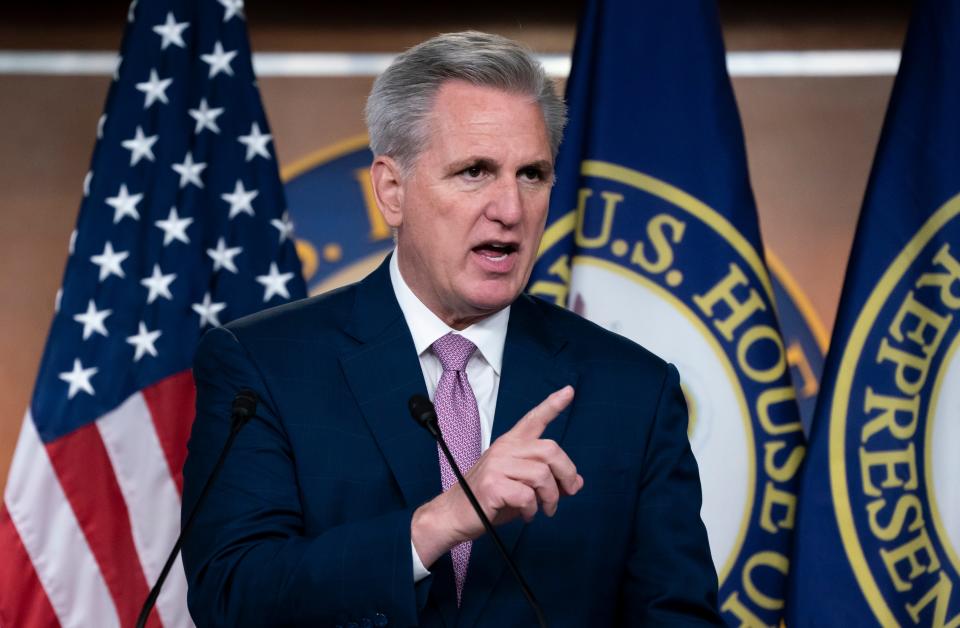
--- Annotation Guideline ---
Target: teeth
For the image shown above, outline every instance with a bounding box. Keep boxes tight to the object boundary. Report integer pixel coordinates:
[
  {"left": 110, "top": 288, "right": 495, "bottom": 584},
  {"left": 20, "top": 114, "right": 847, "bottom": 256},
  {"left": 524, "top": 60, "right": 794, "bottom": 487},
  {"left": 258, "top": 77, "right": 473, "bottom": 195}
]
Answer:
[
  {"left": 474, "top": 243, "right": 513, "bottom": 262},
  {"left": 479, "top": 249, "right": 508, "bottom": 261}
]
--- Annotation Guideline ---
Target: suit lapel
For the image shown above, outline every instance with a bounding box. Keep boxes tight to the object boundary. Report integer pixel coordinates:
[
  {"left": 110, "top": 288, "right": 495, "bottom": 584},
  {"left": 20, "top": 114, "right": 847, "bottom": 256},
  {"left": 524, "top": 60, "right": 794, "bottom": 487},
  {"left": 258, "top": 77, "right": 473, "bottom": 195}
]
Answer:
[
  {"left": 457, "top": 295, "right": 578, "bottom": 628},
  {"left": 338, "top": 257, "right": 459, "bottom": 627},
  {"left": 338, "top": 256, "right": 441, "bottom": 512}
]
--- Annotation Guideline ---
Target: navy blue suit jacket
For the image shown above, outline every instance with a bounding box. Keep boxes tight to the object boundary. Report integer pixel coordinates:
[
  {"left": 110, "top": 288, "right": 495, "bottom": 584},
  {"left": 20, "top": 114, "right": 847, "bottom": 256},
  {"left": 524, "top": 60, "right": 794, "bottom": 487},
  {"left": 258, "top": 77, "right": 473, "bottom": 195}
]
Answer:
[{"left": 182, "top": 257, "right": 721, "bottom": 627}]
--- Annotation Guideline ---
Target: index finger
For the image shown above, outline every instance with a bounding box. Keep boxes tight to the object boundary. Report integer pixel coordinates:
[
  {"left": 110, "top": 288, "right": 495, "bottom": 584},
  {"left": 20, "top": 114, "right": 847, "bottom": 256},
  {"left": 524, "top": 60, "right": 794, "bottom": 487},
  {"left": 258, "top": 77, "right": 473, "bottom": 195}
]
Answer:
[{"left": 506, "top": 385, "right": 574, "bottom": 441}]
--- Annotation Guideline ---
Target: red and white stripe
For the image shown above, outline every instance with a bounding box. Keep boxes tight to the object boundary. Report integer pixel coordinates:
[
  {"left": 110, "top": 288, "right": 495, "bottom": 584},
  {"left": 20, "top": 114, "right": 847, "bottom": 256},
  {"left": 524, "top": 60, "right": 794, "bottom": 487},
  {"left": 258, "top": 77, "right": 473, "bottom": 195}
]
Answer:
[
  {"left": 0, "top": 371, "right": 197, "bottom": 628},
  {"left": 98, "top": 391, "right": 191, "bottom": 628}
]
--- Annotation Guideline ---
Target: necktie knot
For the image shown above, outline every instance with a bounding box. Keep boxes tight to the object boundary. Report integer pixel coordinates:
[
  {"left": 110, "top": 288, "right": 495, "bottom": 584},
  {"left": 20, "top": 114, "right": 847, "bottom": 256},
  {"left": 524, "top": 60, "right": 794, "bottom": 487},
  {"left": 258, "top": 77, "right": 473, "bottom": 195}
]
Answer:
[{"left": 431, "top": 332, "right": 476, "bottom": 372}]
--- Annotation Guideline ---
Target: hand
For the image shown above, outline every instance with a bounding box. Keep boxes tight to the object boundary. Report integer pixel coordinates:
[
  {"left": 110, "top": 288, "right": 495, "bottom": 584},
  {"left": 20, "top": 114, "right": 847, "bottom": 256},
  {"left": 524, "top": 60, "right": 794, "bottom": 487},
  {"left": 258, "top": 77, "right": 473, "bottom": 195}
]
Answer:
[{"left": 411, "top": 385, "right": 584, "bottom": 567}]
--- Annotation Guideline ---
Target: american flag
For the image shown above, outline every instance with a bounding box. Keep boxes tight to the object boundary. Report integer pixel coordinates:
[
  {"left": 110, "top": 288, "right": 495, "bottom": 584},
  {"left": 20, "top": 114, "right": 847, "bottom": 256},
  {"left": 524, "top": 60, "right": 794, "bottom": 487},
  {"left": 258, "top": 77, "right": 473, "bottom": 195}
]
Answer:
[{"left": 0, "top": 0, "right": 305, "bottom": 625}]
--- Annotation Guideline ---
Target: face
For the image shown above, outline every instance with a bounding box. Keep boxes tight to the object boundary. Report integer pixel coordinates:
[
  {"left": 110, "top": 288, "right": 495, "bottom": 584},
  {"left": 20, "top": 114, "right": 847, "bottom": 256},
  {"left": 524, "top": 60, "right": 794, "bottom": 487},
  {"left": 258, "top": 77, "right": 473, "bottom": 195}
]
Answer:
[{"left": 372, "top": 80, "right": 554, "bottom": 329}]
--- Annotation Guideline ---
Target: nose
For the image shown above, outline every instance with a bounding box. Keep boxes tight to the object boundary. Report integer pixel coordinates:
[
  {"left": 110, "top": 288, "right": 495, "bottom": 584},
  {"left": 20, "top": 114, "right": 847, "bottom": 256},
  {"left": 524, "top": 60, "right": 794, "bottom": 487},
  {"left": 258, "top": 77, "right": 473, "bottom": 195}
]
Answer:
[{"left": 484, "top": 177, "right": 523, "bottom": 227}]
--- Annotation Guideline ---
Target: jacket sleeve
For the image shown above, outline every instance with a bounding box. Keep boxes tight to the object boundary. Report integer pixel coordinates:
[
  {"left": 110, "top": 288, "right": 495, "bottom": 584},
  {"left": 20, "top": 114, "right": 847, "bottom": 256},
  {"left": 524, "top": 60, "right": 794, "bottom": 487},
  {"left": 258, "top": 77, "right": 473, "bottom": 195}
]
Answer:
[
  {"left": 181, "top": 326, "right": 428, "bottom": 627},
  {"left": 619, "top": 363, "right": 724, "bottom": 626}
]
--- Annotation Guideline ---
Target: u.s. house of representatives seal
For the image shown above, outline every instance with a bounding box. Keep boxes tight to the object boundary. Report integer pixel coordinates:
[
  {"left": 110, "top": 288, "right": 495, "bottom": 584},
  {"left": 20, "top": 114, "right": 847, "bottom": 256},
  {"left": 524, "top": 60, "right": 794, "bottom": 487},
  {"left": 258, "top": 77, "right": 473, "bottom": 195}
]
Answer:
[{"left": 830, "top": 194, "right": 960, "bottom": 627}]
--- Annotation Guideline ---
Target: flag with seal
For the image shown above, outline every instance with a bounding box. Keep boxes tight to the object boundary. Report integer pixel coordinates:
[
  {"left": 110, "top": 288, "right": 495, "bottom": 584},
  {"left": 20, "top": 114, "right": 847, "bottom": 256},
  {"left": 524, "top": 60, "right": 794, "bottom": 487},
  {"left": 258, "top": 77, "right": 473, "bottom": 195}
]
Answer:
[
  {"left": 789, "top": 0, "right": 960, "bottom": 624},
  {"left": 527, "top": 1, "right": 806, "bottom": 624}
]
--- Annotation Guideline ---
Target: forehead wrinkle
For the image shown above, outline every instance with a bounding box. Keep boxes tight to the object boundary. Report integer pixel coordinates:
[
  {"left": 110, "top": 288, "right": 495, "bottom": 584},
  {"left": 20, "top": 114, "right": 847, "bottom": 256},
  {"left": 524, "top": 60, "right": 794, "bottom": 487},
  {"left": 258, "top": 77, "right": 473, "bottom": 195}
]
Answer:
[{"left": 414, "top": 82, "right": 552, "bottom": 171}]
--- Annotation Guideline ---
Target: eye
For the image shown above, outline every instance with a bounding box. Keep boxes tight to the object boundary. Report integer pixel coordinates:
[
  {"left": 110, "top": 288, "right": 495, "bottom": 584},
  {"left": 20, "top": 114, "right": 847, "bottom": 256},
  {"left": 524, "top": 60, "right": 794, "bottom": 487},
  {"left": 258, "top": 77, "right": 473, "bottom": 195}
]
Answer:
[
  {"left": 463, "top": 165, "right": 485, "bottom": 179},
  {"left": 518, "top": 166, "right": 544, "bottom": 182},
  {"left": 456, "top": 160, "right": 495, "bottom": 181}
]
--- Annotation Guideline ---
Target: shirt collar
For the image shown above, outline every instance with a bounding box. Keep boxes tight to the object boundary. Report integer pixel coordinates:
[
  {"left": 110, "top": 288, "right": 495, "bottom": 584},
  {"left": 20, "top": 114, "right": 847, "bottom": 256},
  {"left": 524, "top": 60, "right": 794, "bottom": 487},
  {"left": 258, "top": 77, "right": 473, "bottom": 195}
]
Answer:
[{"left": 389, "top": 250, "right": 509, "bottom": 375}]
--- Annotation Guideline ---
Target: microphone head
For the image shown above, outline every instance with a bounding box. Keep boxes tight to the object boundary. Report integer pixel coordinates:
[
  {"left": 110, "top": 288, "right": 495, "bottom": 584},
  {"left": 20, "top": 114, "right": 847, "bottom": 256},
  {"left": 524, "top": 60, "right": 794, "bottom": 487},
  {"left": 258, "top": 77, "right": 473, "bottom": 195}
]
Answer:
[
  {"left": 408, "top": 394, "right": 437, "bottom": 432},
  {"left": 231, "top": 388, "right": 259, "bottom": 425}
]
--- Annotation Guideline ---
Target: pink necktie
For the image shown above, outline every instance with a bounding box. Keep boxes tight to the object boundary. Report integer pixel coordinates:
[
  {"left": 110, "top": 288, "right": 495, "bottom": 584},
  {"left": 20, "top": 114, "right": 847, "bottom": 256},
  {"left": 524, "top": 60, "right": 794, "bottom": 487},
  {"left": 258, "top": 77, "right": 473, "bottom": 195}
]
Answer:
[{"left": 431, "top": 332, "right": 483, "bottom": 605}]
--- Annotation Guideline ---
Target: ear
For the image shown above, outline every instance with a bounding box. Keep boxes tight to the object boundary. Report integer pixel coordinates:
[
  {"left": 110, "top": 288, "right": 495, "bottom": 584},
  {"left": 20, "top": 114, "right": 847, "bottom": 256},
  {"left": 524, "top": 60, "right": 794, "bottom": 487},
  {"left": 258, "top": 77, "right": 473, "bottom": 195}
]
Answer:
[{"left": 370, "top": 155, "right": 405, "bottom": 228}]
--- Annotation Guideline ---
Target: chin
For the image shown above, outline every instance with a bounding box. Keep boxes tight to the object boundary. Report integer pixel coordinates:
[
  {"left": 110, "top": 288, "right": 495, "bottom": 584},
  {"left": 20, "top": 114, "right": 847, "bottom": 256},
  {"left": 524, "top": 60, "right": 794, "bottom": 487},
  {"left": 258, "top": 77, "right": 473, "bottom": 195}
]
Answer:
[{"left": 464, "top": 283, "right": 523, "bottom": 314}]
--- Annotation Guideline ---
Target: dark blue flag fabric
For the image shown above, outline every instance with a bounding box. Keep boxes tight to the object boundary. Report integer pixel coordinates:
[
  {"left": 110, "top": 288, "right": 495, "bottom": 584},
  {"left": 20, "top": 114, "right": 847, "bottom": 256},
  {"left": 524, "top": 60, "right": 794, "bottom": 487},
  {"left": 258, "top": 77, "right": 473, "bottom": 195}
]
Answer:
[
  {"left": 788, "top": 1, "right": 960, "bottom": 625},
  {"left": 0, "top": 1, "right": 304, "bottom": 625},
  {"left": 527, "top": 1, "right": 805, "bottom": 624}
]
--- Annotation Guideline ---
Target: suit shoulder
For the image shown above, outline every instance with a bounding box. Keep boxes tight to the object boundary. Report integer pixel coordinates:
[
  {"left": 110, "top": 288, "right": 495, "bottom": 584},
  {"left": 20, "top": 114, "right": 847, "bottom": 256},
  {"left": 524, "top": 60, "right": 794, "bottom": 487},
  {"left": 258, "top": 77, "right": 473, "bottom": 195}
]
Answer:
[
  {"left": 525, "top": 294, "right": 669, "bottom": 373},
  {"left": 223, "top": 282, "right": 358, "bottom": 340}
]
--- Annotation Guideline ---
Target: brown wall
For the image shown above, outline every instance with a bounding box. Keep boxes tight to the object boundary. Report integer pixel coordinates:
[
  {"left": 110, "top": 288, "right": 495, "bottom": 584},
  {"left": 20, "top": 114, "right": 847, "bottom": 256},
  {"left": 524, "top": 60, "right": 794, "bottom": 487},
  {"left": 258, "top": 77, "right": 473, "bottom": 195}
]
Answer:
[{"left": 0, "top": 14, "right": 903, "bottom": 489}]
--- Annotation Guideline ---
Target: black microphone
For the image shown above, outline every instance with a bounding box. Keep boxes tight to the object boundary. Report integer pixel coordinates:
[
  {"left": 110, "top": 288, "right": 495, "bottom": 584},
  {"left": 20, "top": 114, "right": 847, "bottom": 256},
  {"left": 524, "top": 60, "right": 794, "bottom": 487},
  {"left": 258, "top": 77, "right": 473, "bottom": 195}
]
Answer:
[
  {"left": 136, "top": 388, "right": 259, "bottom": 628},
  {"left": 408, "top": 394, "right": 548, "bottom": 628}
]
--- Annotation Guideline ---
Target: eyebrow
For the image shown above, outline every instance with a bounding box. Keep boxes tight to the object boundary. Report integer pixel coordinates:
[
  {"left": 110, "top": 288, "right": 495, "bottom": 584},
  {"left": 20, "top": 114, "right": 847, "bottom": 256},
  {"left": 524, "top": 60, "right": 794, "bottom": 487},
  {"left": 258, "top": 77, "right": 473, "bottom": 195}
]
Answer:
[
  {"left": 445, "top": 157, "right": 554, "bottom": 177},
  {"left": 446, "top": 156, "right": 496, "bottom": 175}
]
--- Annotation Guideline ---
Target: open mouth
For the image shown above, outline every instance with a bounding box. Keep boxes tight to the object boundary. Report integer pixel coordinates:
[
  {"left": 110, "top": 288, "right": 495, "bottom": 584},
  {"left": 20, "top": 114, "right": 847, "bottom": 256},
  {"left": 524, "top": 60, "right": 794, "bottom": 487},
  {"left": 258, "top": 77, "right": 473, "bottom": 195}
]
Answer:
[{"left": 472, "top": 242, "right": 518, "bottom": 262}]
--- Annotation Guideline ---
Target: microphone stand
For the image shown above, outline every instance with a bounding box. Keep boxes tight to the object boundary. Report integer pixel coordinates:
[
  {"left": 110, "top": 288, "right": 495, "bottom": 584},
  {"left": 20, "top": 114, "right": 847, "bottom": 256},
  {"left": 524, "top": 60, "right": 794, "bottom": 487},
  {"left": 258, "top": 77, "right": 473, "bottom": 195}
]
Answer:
[
  {"left": 135, "top": 389, "right": 258, "bottom": 628},
  {"left": 409, "top": 395, "right": 548, "bottom": 628}
]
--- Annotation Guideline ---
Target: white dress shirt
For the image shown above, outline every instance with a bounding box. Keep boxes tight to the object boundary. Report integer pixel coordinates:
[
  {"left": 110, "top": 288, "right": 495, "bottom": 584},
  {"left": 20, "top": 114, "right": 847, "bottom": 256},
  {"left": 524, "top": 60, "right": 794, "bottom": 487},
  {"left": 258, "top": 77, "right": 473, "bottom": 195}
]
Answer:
[{"left": 389, "top": 251, "right": 510, "bottom": 582}]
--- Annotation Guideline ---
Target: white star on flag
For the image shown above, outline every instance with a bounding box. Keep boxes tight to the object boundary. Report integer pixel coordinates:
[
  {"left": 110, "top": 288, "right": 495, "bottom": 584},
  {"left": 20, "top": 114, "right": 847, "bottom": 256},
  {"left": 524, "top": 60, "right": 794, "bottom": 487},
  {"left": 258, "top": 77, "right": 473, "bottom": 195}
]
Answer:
[
  {"left": 152, "top": 12, "right": 189, "bottom": 50},
  {"left": 135, "top": 68, "right": 173, "bottom": 109},
  {"left": 270, "top": 211, "right": 294, "bottom": 243},
  {"left": 207, "top": 238, "right": 243, "bottom": 273},
  {"left": 126, "top": 322, "right": 162, "bottom": 362},
  {"left": 59, "top": 358, "right": 98, "bottom": 400},
  {"left": 171, "top": 151, "right": 207, "bottom": 188},
  {"left": 114, "top": 55, "right": 123, "bottom": 81},
  {"left": 218, "top": 0, "right": 245, "bottom": 22},
  {"left": 154, "top": 206, "right": 194, "bottom": 246},
  {"left": 237, "top": 122, "right": 272, "bottom": 161},
  {"left": 83, "top": 170, "right": 93, "bottom": 197},
  {"left": 256, "top": 262, "right": 295, "bottom": 302},
  {"left": 127, "top": 0, "right": 138, "bottom": 23},
  {"left": 188, "top": 98, "right": 224, "bottom": 134},
  {"left": 105, "top": 184, "right": 143, "bottom": 223},
  {"left": 192, "top": 292, "right": 227, "bottom": 328},
  {"left": 140, "top": 264, "right": 176, "bottom": 303},
  {"left": 69, "top": 230, "right": 77, "bottom": 255},
  {"left": 90, "top": 241, "right": 129, "bottom": 281},
  {"left": 55, "top": 289, "right": 62, "bottom": 313},
  {"left": 72, "top": 299, "right": 112, "bottom": 340},
  {"left": 121, "top": 125, "right": 158, "bottom": 166},
  {"left": 221, "top": 179, "right": 258, "bottom": 219},
  {"left": 97, "top": 114, "right": 107, "bottom": 139},
  {"left": 201, "top": 41, "right": 238, "bottom": 78}
]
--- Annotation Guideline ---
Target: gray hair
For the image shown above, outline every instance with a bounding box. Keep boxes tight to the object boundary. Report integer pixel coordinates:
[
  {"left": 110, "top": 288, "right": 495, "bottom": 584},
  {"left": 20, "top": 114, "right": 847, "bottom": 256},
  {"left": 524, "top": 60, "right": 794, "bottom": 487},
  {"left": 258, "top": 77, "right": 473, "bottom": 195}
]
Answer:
[{"left": 365, "top": 31, "right": 567, "bottom": 171}]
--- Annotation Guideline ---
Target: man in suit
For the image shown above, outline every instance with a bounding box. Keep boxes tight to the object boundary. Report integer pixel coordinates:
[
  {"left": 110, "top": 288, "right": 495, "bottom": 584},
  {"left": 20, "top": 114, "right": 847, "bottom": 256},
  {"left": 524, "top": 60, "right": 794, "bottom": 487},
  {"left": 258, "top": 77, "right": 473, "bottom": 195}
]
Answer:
[{"left": 182, "top": 31, "right": 721, "bottom": 627}]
